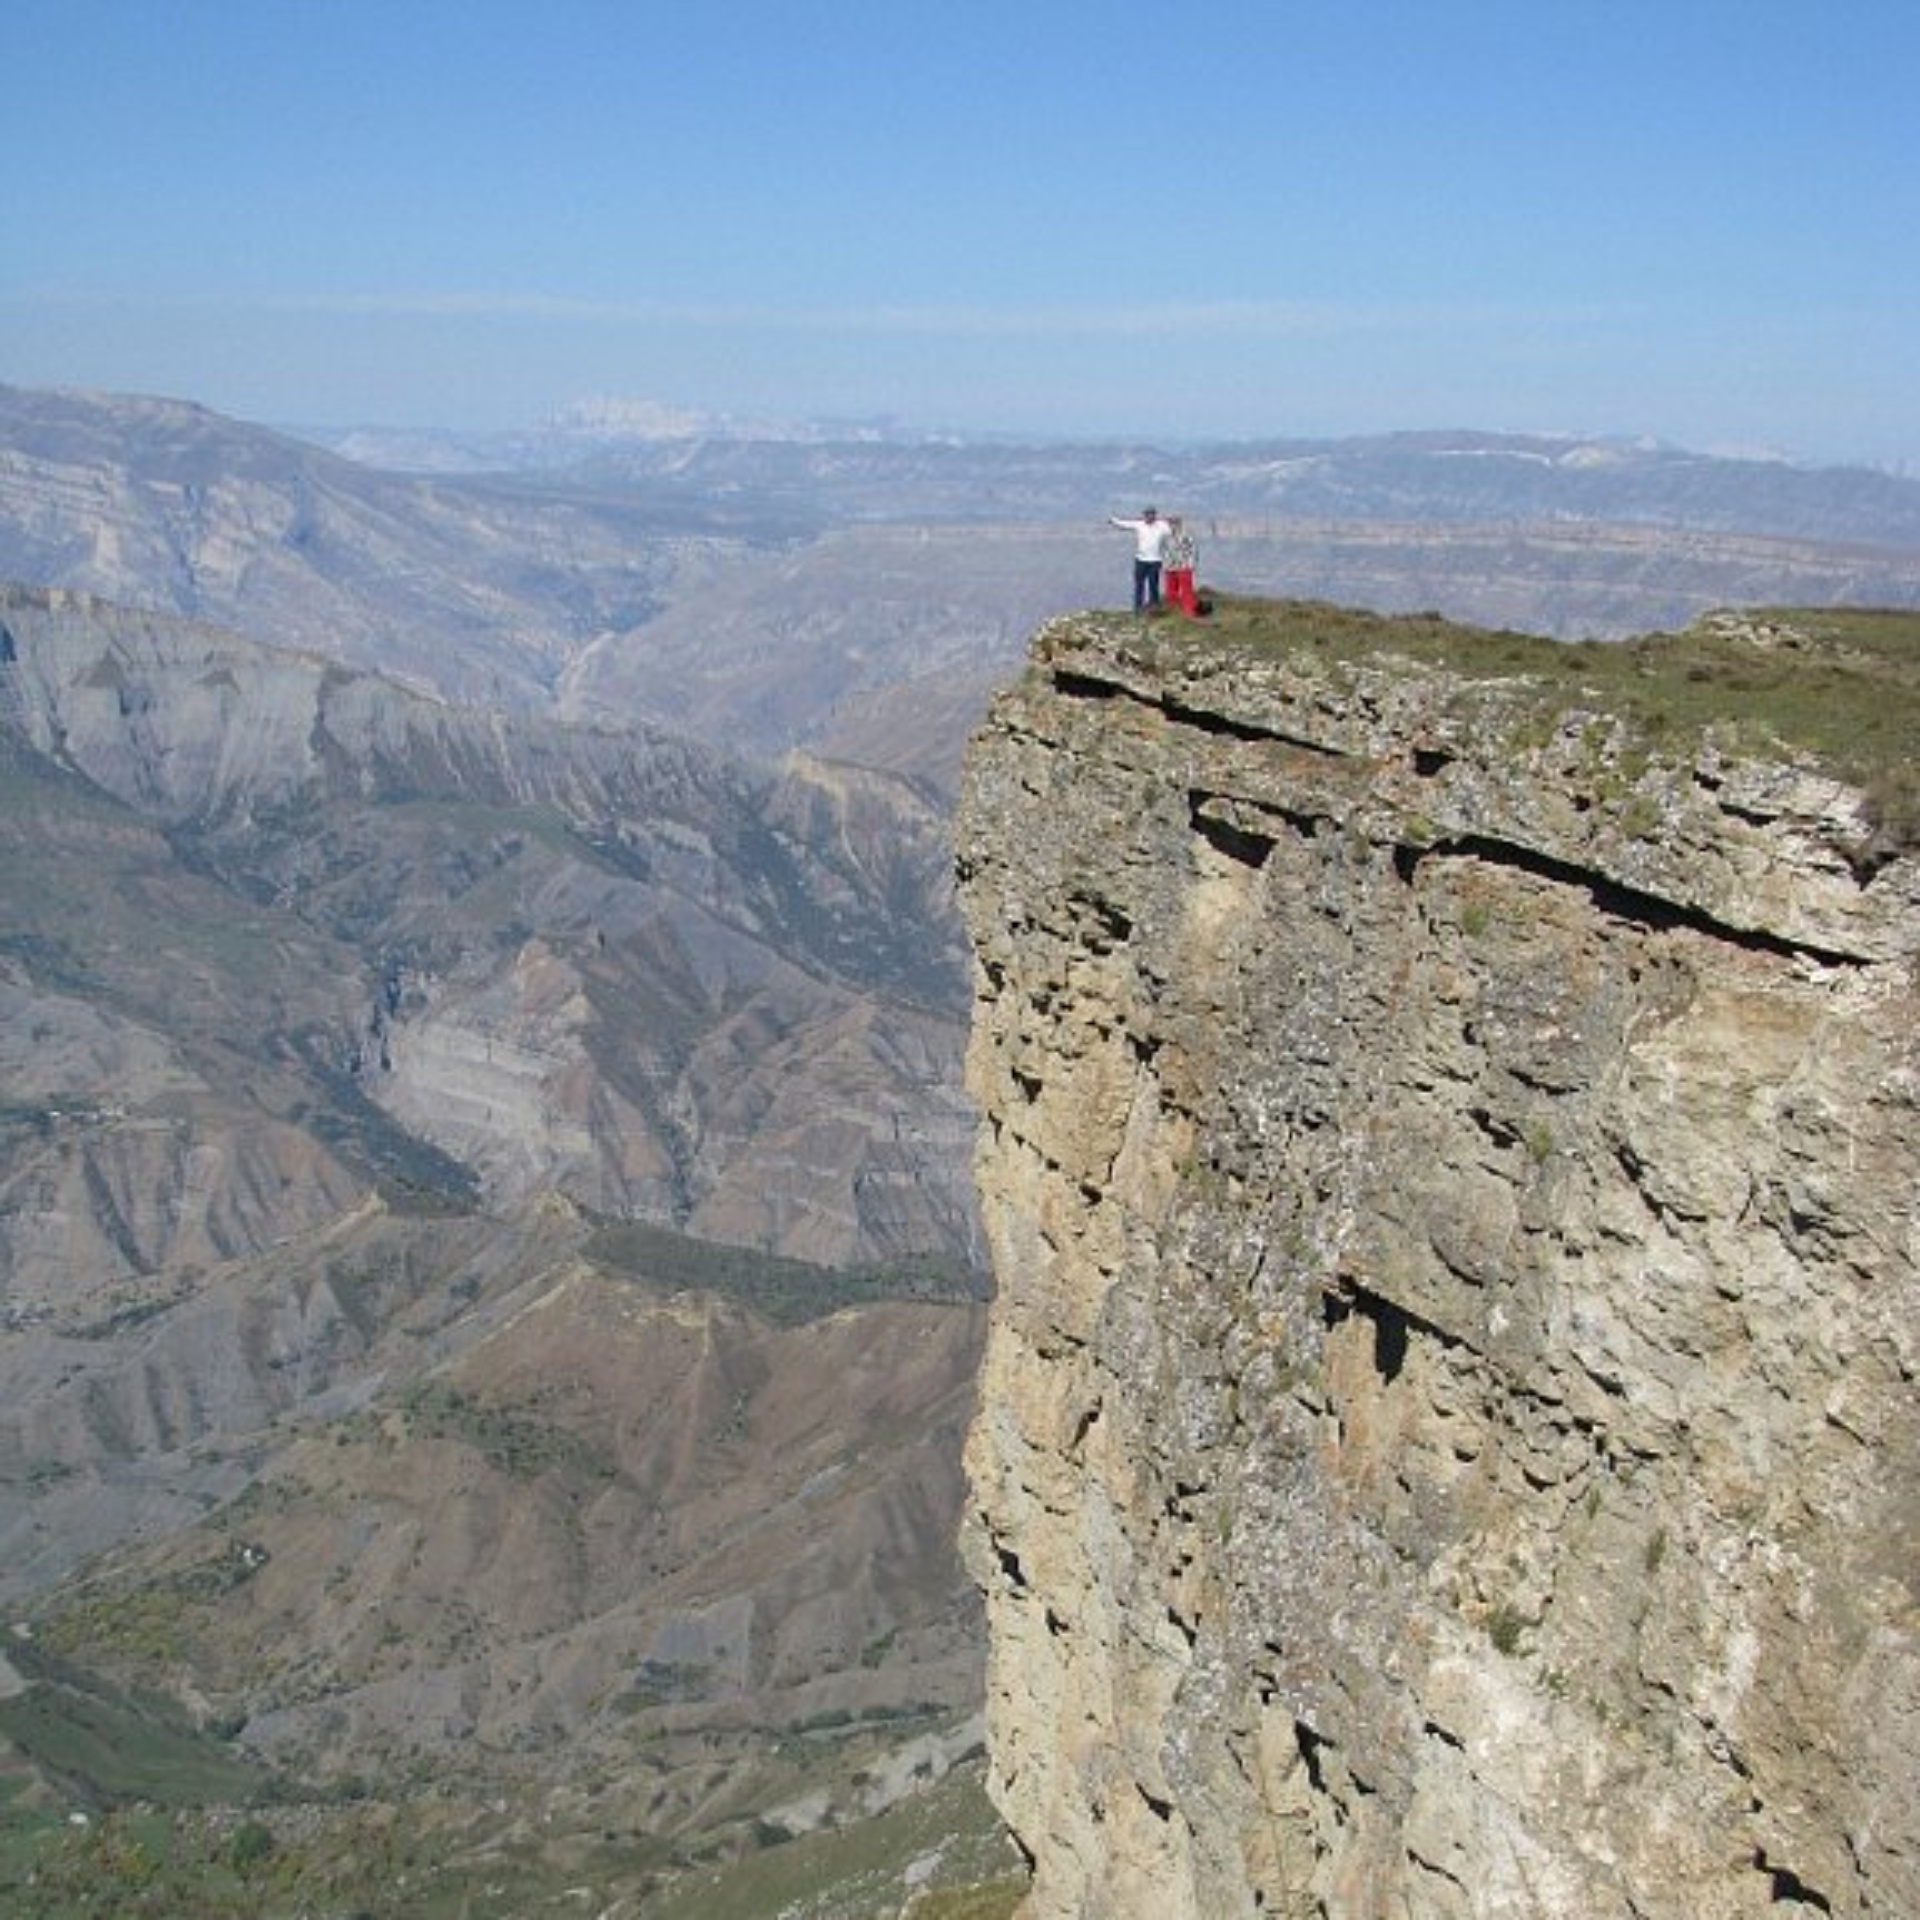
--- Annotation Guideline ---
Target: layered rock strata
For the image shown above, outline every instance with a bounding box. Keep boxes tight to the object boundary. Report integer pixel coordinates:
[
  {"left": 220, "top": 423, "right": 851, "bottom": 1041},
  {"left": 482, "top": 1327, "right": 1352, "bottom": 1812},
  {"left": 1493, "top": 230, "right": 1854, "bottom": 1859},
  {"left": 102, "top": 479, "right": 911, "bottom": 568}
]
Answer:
[{"left": 954, "top": 606, "right": 1920, "bottom": 1918}]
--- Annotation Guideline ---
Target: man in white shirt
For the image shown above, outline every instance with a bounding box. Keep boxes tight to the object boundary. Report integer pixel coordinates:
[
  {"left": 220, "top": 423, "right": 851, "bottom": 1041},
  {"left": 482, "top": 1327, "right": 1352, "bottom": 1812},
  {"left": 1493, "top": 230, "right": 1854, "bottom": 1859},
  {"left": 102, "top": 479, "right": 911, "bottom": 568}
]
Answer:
[{"left": 1109, "top": 506, "right": 1174, "bottom": 614}]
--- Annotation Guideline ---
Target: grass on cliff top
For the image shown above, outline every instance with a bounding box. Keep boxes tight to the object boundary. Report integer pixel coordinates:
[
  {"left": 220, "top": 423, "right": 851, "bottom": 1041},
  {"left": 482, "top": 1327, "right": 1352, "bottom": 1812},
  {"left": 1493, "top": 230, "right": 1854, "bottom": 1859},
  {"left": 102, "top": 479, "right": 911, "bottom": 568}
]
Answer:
[{"left": 1151, "top": 598, "right": 1920, "bottom": 845}]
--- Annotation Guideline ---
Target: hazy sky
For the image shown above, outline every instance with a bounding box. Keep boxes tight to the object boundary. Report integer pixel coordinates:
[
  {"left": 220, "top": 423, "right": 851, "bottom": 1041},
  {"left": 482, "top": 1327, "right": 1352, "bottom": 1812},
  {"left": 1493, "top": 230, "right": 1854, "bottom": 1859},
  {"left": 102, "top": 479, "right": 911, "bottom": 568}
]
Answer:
[{"left": 5, "top": 1, "right": 1915, "bottom": 465}]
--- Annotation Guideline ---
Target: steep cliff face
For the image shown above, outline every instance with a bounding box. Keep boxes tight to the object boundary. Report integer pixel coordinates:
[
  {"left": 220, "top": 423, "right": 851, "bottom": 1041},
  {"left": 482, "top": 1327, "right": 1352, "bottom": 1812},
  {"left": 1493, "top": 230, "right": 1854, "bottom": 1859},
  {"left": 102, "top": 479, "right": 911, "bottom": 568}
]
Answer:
[{"left": 954, "top": 603, "right": 1920, "bottom": 1918}]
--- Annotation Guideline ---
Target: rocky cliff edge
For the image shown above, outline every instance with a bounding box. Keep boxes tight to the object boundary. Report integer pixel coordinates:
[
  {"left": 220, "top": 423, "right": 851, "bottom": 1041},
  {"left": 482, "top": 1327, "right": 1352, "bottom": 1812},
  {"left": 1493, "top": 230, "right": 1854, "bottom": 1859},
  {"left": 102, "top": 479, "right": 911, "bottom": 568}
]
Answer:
[{"left": 953, "top": 600, "right": 1920, "bottom": 1918}]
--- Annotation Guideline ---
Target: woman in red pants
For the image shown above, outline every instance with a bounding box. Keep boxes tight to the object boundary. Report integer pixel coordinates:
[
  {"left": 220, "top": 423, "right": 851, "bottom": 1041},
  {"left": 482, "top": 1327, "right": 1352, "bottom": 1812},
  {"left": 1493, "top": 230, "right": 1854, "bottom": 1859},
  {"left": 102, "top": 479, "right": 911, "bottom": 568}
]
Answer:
[{"left": 1163, "top": 515, "right": 1199, "bottom": 617}]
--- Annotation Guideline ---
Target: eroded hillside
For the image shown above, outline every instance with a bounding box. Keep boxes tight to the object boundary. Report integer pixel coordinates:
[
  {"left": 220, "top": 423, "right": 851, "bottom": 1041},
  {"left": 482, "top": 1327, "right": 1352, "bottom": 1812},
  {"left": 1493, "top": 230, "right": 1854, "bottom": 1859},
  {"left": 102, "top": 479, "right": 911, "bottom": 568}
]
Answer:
[
  {"left": 0, "top": 584, "right": 1006, "bottom": 1915},
  {"left": 0, "top": 585, "right": 975, "bottom": 1272}
]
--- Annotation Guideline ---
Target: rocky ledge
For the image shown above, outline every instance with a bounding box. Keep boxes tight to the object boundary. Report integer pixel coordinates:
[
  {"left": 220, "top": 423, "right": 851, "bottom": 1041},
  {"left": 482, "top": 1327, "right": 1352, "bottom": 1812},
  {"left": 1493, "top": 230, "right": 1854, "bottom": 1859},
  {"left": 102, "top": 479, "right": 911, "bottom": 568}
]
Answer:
[{"left": 953, "top": 601, "right": 1920, "bottom": 1918}]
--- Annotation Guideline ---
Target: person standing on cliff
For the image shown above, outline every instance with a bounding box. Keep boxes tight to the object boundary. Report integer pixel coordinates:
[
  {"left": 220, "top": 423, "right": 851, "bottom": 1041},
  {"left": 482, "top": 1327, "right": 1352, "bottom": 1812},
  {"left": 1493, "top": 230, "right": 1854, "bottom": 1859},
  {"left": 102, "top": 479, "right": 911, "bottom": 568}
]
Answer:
[
  {"left": 1109, "top": 505, "right": 1174, "bottom": 614},
  {"left": 1162, "top": 514, "right": 1199, "bottom": 617}
]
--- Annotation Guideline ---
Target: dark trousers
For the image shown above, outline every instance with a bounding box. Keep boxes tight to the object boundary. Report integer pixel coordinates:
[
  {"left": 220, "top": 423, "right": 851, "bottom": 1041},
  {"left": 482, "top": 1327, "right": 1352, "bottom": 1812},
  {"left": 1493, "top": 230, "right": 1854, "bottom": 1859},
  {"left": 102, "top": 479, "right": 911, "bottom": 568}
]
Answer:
[{"left": 1132, "top": 559, "right": 1163, "bottom": 612}]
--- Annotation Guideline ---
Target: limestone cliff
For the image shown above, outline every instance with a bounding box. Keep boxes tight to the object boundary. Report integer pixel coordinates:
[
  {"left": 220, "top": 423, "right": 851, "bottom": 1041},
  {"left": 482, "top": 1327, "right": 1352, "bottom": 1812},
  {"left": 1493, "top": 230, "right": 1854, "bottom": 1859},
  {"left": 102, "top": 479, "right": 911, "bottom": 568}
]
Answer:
[{"left": 954, "top": 602, "right": 1920, "bottom": 1918}]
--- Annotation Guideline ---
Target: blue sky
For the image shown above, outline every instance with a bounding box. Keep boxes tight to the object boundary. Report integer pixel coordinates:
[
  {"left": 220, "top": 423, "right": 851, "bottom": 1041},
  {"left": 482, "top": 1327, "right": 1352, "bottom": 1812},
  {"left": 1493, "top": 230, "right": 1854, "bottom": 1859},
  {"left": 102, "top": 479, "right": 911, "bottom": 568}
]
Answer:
[{"left": 4, "top": 0, "right": 1916, "bottom": 465}]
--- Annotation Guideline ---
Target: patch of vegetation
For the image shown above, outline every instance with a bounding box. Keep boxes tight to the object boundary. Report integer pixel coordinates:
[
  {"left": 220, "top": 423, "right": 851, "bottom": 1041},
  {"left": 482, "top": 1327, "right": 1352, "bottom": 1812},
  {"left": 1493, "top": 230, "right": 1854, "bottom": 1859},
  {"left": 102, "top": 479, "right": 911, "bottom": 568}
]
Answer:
[
  {"left": 0, "top": 1637, "right": 1009, "bottom": 1916},
  {"left": 0, "top": 1775, "right": 1018, "bottom": 1920},
  {"left": 643, "top": 1762, "right": 1022, "bottom": 1920},
  {"left": 65, "top": 1294, "right": 178, "bottom": 1342},
  {"left": 1129, "top": 599, "right": 1920, "bottom": 850},
  {"left": 36, "top": 1585, "right": 191, "bottom": 1671},
  {"left": 1485, "top": 1603, "right": 1531, "bottom": 1658},
  {"left": 34, "top": 1520, "right": 287, "bottom": 1685},
  {"left": 615, "top": 1659, "right": 714, "bottom": 1709},
  {"left": 396, "top": 1382, "right": 611, "bottom": 1480},
  {"left": 0, "top": 1798, "right": 572, "bottom": 1920},
  {"left": 0, "top": 1647, "right": 269, "bottom": 1809},
  {"left": 908, "top": 1882, "right": 1031, "bottom": 1920},
  {"left": 584, "top": 1217, "right": 983, "bottom": 1327}
]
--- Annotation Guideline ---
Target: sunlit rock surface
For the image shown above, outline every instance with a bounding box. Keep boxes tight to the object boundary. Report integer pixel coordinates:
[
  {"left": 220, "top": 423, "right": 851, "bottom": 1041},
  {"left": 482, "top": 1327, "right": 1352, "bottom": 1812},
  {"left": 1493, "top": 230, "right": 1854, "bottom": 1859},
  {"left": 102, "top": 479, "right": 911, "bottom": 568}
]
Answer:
[{"left": 955, "top": 605, "right": 1920, "bottom": 1919}]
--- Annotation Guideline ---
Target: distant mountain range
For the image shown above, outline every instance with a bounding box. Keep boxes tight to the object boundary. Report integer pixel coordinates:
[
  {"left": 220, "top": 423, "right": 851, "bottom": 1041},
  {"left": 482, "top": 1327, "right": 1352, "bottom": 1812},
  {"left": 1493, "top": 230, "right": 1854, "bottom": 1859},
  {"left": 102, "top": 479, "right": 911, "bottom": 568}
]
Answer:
[
  {"left": 309, "top": 410, "right": 1920, "bottom": 546},
  {"left": 6, "top": 385, "right": 1919, "bottom": 794}
]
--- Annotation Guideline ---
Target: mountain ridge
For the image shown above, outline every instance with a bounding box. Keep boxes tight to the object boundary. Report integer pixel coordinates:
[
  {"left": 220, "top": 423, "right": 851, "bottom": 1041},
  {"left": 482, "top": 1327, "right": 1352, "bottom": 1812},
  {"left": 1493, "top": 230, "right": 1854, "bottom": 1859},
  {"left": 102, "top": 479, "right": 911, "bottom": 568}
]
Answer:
[
  {"left": 8, "top": 384, "right": 1920, "bottom": 798},
  {"left": 299, "top": 405, "right": 1920, "bottom": 547},
  {"left": 0, "top": 583, "right": 996, "bottom": 1913},
  {"left": 0, "top": 582, "right": 976, "bottom": 1270}
]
